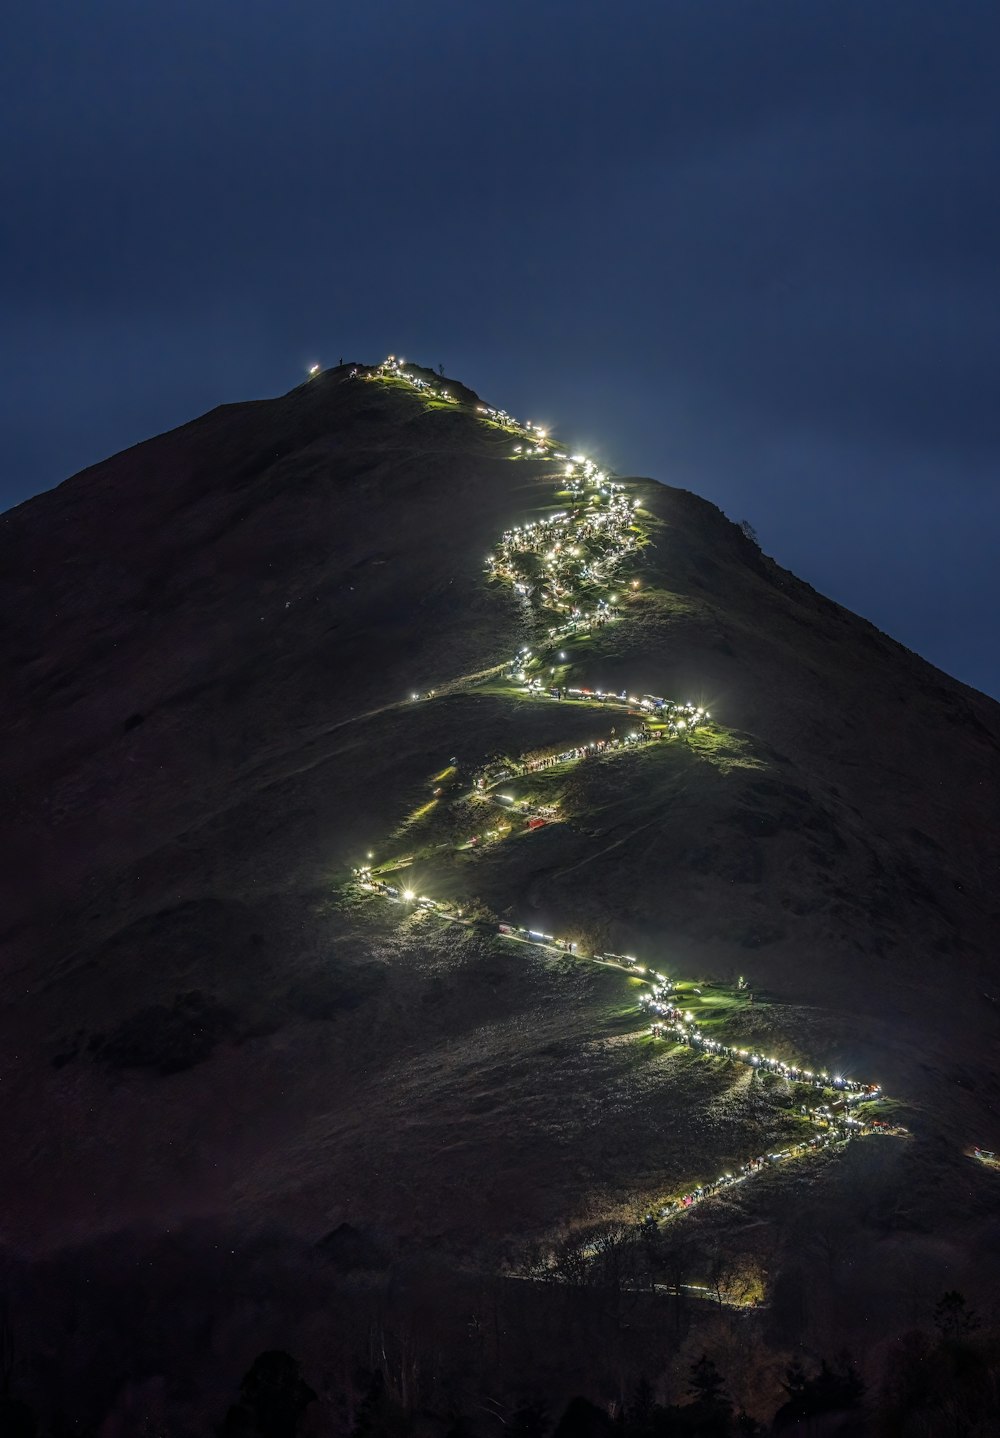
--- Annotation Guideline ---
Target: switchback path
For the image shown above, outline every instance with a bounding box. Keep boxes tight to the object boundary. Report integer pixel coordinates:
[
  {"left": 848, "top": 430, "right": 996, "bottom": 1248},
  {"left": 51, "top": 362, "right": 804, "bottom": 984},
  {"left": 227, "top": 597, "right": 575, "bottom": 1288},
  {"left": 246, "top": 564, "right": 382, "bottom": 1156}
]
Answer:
[{"left": 340, "top": 358, "right": 909, "bottom": 1243}]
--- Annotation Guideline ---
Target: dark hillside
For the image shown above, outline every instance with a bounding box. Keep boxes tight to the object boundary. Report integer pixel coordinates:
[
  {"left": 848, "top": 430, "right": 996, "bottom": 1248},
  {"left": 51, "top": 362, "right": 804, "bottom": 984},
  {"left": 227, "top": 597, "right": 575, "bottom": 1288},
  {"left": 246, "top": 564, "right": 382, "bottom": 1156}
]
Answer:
[
  {"left": 2, "top": 360, "right": 999, "bottom": 1426},
  {"left": 2, "top": 368, "right": 543, "bottom": 954}
]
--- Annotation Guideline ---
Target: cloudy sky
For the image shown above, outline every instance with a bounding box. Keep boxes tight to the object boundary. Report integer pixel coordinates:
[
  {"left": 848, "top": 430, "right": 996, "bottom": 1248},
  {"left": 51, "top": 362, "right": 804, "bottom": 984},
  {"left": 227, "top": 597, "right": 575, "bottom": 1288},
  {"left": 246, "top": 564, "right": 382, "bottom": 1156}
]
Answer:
[{"left": 3, "top": 1, "right": 998, "bottom": 695}]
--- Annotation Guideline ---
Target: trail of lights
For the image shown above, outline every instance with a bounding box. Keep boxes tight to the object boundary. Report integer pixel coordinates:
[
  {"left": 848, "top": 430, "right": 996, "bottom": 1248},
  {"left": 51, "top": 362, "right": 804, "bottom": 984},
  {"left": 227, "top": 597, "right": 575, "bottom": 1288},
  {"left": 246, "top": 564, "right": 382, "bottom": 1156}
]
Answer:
[
  {"left": 352, "top": 870, "right": 887, "bottom": 1101},
  {"left": 350, "top": 870, "right": 906, "bottom": 1219},
  {"left": 487, "top": 463, "right": 640, "bottom": 625},
  {"left": 352, "top": 356, "right": 908, "bottom": 1227},
  {"left": 651, "top": 1107, "right": 906, "bottom": 1227},
  {"left": 369, "top": 355, "right": 460, "bottom": 404},
  {"left": 643, "top": 986, "right": 879, "bottom": 1099}
]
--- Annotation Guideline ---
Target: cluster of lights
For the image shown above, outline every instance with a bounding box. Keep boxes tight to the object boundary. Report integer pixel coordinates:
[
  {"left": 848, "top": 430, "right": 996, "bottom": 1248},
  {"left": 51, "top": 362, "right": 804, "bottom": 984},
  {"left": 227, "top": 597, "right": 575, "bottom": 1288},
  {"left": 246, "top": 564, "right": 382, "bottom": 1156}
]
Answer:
[
  {"left": 371, "top": 355, "right": 456, "bottom": 404},
  {"left": 352, "top": 866, "right": 900, "bottom": 1183},
  {"left": 507, "top": 677, "right": 711, "bottom": 736},
  {"left": 488, "top": 482, "right": 640, "bottom": 625},
  {"left": 654, "top": 1103, "right": 904, "bottom": 1226},
  {"left": 473, "top": 725, "right": 664, "bottom": 790},
  {"left": 641, "top": 987, "right": 880, "bottom": 1098},
  {"left": 343, "top": 358, "right": 910, "bottom": 1227},
  {"left": 473, "top": 403, "right": 552, "bottom": 446}
]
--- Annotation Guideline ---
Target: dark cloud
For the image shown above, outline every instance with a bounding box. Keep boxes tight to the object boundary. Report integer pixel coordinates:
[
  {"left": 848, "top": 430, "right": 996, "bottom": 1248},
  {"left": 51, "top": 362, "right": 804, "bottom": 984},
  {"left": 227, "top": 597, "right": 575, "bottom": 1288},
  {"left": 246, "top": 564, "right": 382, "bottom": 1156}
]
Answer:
[{"left": 2, "top": 0, "right": 998, "bottom": 694}]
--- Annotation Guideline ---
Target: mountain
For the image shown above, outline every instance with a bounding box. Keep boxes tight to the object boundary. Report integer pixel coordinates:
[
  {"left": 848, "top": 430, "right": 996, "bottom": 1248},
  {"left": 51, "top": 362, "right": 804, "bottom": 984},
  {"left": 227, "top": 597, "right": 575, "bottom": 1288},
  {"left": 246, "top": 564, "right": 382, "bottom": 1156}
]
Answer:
[{"left": 2, "top": 359, "right": 999, "bottom": 1424}]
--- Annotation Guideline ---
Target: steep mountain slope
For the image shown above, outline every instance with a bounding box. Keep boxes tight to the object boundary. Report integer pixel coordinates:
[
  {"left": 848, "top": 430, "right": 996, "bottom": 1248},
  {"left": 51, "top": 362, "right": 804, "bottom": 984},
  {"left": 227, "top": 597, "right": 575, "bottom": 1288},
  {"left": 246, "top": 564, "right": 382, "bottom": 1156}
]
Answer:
[{"left": 2, "top": 361, "right": 999, "bottom": 1399}]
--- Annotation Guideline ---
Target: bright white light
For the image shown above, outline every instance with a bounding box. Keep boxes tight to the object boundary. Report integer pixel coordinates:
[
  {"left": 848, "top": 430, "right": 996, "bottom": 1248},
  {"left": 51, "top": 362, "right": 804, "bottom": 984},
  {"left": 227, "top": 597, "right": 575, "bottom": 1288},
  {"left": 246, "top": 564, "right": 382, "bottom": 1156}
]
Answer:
[{"left": 403, "top": 889, "right": 415, "bottom": 902}]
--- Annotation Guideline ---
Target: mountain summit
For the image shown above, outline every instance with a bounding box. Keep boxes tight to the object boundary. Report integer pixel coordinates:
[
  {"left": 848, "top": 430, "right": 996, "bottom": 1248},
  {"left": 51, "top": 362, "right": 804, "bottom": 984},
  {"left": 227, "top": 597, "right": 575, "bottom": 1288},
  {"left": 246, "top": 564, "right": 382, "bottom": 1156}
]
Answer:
[{"left": 3, "top": 359, "right": 999, "bottom": 1412}]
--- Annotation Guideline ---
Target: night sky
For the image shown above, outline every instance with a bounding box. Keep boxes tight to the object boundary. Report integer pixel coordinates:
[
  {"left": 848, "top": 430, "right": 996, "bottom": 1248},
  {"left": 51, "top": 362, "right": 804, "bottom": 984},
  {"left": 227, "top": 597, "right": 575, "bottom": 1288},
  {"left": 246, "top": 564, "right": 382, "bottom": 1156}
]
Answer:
[{"left": 3, "top": 2, "right": 999, "bottom": 697}]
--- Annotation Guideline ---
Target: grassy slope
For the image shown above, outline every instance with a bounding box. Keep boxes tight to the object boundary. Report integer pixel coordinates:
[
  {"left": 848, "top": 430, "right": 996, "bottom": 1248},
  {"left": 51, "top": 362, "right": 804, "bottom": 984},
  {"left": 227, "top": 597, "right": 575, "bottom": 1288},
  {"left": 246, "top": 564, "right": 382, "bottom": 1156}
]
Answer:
[{"left": 1, "top": 366, "right": 999, "bottom": 1376}]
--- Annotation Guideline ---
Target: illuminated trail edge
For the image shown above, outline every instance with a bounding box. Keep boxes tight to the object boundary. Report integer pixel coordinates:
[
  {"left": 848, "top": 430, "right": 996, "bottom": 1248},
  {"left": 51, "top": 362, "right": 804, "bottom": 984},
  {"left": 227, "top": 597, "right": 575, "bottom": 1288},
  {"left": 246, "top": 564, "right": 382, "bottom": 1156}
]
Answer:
[{"left": 346, "top": 357, "right": 907, "bottom": 1227}]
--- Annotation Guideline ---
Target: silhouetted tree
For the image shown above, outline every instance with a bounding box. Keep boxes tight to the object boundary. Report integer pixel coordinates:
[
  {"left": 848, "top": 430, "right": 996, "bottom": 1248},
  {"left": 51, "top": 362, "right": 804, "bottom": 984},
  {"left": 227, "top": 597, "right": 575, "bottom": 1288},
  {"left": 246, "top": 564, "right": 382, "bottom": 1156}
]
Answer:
[
  {"left": 550, "top": 1233, "right": 591, "bottom": 1288},
  {"left": 671, "top": 1354, "right": 734, "bottom": 1437},
  {"left": 877, "top": 1320, "right": 1000, "bottom": 1433},
  {"left": 628, "top": 1374, "right": 656, "bottom": 1432},
  {"left": 590, "top": 1222, "right": 641, "bottom": 1325},
  {"left": 553, "top": 1396, "right": 613, "bottom": 1437},
  {"left": 773, "top": 1355, "right": 864, "bottom": 1430},
  {"left": 813, "top": 1359, "right": 864, "bottom": 1412},
  {"left": 688, "top": 1355, "right": 727, "bottom": 1407},
  {"left": 220, "top": 1350, "right": 316, "bottom": 1438},
  {"left": 934, "top": 1290, "right": 981, "bottom": 1341},
  {"left": 659, "top": 1233, "right": 697, "bottom": 1335}
]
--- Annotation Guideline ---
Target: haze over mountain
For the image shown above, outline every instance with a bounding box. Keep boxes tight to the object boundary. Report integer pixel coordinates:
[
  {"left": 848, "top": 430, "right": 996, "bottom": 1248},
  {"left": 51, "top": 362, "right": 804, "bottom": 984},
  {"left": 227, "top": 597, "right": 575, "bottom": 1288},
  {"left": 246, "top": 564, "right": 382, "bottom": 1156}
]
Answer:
[{"left": 2, "top": 361, "right": 999, "bottom": 1425}]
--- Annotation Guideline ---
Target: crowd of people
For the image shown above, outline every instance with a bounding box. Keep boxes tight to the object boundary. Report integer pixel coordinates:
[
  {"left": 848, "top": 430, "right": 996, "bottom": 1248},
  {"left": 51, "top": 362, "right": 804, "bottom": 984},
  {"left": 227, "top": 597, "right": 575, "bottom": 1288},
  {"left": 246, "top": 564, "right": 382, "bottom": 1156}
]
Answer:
[
  {"left": 518, "top": 678, "right": 710, "bottom": 733},
  {"left": 487, "top": 469, "right": 641, "bottom": 622},
  {"left": 655, "top": 1110, "right": 905, "bottom": 1223},
  {"left": 355, "top": 797, "right": 913, "bottom": 1220},
  {"left": 369, "top": 354, "right": 459, "bottom": 403},
  {"left": 642, "top": 985, "right": 882, "bottom": 1099},
  {"left": 473, "top": 727, "right": 662, "bottom": 791},
  {"left": 350, "top": 359, "right": 908, "bottom": 1226},
  {"left": 352, "top": 863, "right": 906, "bottom": 1221}
]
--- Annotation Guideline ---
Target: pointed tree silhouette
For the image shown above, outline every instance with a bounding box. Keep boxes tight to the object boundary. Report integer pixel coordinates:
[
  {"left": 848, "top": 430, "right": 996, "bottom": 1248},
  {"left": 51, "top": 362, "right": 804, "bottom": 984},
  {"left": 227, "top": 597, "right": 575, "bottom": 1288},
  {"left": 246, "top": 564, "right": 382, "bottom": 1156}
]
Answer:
[
  {"left": 220, "top": 1351, "right": 316, "bottom": 1438},
  {"left": 628, "top": 1374, "right": 655, "bottom": 1431},
  {"left": 933, "top": 1290, "right": 980, "bottom": 1341},
  {"left": 688, "top": 1354, "right": 727, "bottom": 1407}
]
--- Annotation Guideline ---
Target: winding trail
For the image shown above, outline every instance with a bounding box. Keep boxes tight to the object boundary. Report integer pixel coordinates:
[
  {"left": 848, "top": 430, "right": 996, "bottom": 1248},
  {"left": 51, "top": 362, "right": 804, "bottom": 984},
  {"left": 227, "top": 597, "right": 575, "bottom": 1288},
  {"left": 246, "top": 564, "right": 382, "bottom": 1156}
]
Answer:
[{"left": 345, "top": 357, "right": 909, "bottom": 1233}]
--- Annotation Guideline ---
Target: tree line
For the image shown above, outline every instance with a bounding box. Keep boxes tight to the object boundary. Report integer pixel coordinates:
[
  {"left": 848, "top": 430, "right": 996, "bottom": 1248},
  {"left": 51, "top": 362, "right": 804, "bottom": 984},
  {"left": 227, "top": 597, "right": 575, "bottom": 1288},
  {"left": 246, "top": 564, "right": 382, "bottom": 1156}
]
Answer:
[{"left": 0, "top": 1291, "right": 997, "bottom": 1435}]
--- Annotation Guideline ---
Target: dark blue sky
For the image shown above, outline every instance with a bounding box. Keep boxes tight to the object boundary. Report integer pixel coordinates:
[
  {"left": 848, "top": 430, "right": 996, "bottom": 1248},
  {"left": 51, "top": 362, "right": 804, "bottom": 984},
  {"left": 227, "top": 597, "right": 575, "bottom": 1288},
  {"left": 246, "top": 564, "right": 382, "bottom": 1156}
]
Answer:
[{"left": 3, "top": 1, "right": 999, "bottom": 696}]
